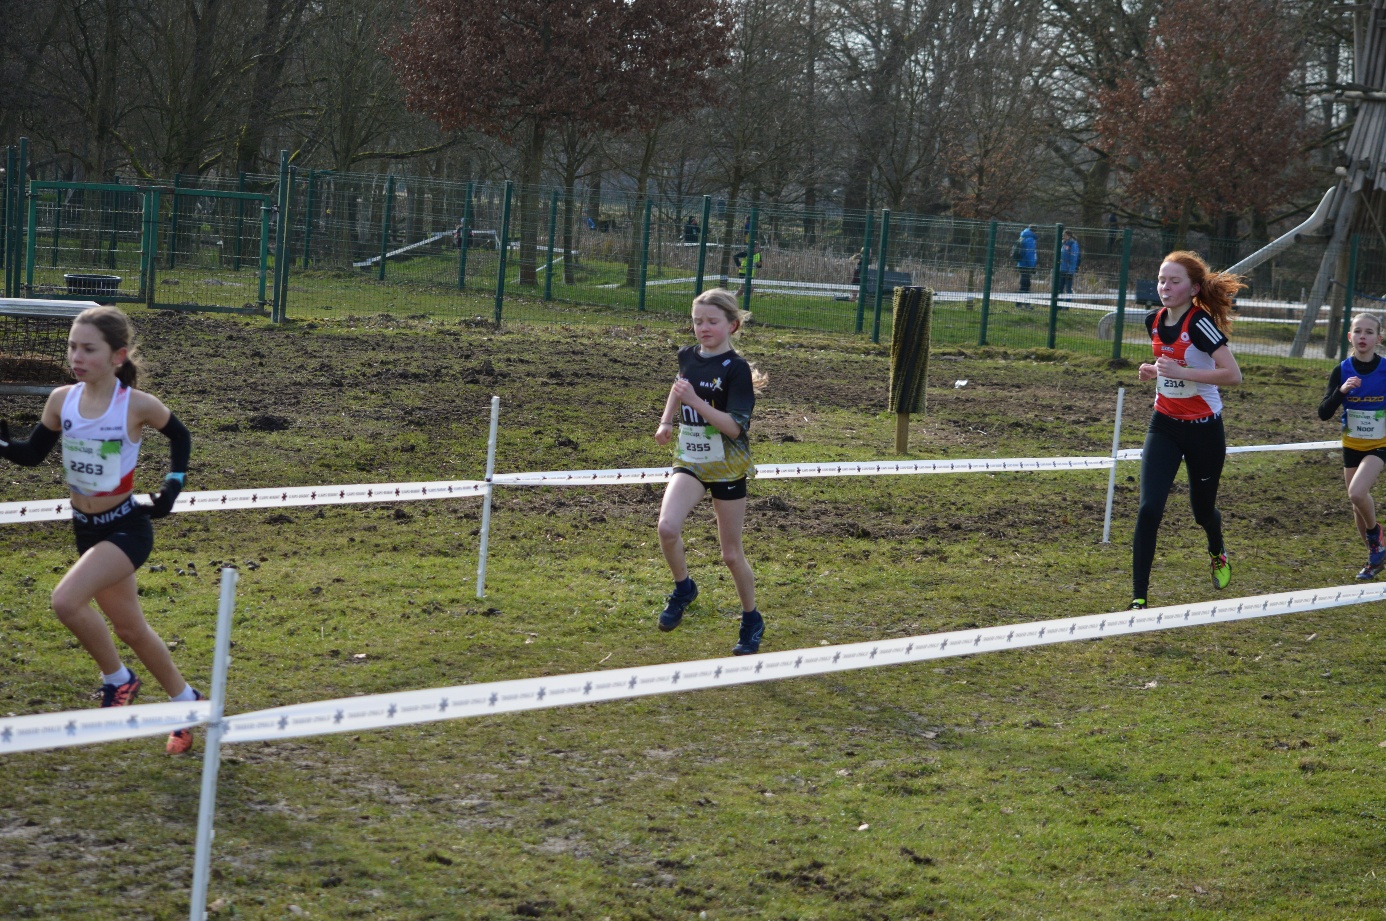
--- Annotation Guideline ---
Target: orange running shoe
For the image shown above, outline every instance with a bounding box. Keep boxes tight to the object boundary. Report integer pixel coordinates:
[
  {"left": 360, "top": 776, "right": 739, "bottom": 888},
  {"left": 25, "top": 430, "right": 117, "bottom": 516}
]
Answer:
[
  {"left": 99, "top": 671, "right": 141, "bottom": 707},
  {"left": 166, "top": 689, "right": 204, "bottom": 755}
]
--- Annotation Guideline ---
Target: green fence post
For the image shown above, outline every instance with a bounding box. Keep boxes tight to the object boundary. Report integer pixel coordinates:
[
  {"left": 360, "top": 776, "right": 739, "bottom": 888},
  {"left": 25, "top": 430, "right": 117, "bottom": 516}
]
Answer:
[
  {"left": 1045, "top": 223, "right": 1063, "bottom": 349},
  {"left": 494, "top": 180, "right": 512, "bottom": 325},
  {"left": 302, "top": 170, "right": 319, "bottom": 268},
  {"left": 377, "top": 175, "right": 395, "bottom": 282},
  {"left": 638, "top": 197, "right": 653, "bottom": 311},
  {"left": 1, "top": 147, "right": 9, "bottom": 286},
  {"left": 694, "top": 195, "right": 712, "bottom": 296},
  {"left": 978, "top": 220, "right": 998, "bottom": 346},
  {"left": 741, "top": 205, "right": 760, "bottom": 313},
  {"left": 233, "top": 172, "right": 246, "bottom": 271},
  {"left": 166, "top": 174, "right": 183, "bottom": 270},
  {"left": 50, "top": 186, "right": 62, "bottom": 268},
  {"left": 871, "top": 209, "right": 891, "bottom": 344},
  {"left": 138, "top": 189, "right": 150, "bottom": 302},
  {"left": 258, "top": 199, "right": 270, "bottom": 305},
  {"left": 24, "top": 178, "right": 37, "bottom": 296},
  {"left": 458, "top": 181, "right": 474, "bottom": 291},
  {"left": 272, "top": 150, "right": 290, "bottom": 323},
  {"left": 854, "top": 210, "right": 875, "bottom": 334},
  {"left": 544, "top": 188, "right": 558, "bottom": 301},
  {"left": 1343, "top": 233, "right": 1361, "bottom": 359},
  {"left": 1111, "top": 228, "right": 1133, "bottom": 360},
  {"left": 16, "top": 137, "right": 28, "bottom": 295},
  {"left": 145, "top": 188, "right": 161, "bottom": 308}
]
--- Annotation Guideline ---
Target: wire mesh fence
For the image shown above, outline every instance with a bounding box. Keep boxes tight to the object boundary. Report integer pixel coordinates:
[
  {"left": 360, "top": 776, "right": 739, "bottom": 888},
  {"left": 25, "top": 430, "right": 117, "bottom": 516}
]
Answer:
[{"left": 5, "top": 145, "right": 1381, "bottom": 363}]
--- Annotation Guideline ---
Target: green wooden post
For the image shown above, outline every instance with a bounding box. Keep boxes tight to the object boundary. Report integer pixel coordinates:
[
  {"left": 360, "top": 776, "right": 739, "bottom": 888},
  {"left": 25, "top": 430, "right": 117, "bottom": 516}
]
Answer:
[
  {"left": 138, "top": 188, "right": 151, "bottom": 302},
  {"left": 458, "top": 181, "right": 474, "bottom": 290},
  {"left": 854, "top": 210, "right": 875, "bottom": 334},
  {"left": 638, "top": 197, "right": 653, "bottom": 311},
  {"left": 741, "top": 205, "right": 760, "bottom": 313},
  {"left": 377, "top": 175, "right": 395, "bottom": 281},
  {"left": 544, "top": 188, "right": 558, "bottom": 301},
  {"left": 494, "top": 180, "right": 512, "bottom": 324},
  {"left": 301, "top": 170, "right": 319, "bottom": 268},
  {"left": 1111, "top": 228, "right": 1133, "bottom": 360},
  {"left": 166, "top": 174, "right": 183, "bottom": 269},
  {"left": 272, "top": 150, "right": 290, "bottom": 322},
  {"left": 1, "top": 148, "right": 10, "bottom": 287},
  {"left": 233, "top": 172, "right": 246, "bottom": 271},
  {"left": 1343, "top": 233, "right": 1362, "bottom": 359},
  {"left": 1045, "top": 223, "right": 1063, "bottom": 349},
  {"left": 978, "top": 220, "right": 998, "bottom": 346},
  {"left": 258, "top": 198, "right": 270, "bottom": 305},
  {"left": 694, "top": 194, "right": 711, "bottom": 296},
  {"left": 49, "top": 186, "right": 62, "bottom": 268},
  {"left": 871, "top": 209, "right": 891, "bottom": 344}
]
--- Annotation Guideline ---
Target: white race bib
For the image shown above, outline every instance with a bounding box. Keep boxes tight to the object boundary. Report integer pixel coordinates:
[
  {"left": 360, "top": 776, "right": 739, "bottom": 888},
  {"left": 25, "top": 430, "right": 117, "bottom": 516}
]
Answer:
[
  {"left": 1347, "top": 408, "right": 1386, "bottom": 440},
  {"left": 1158, "top": 375, "right": 1195, "bottom": 399},
  {"left": 678, "top": 424, "right": 725, "bottom": 464},
  {"left": 62, "top": 436, "right": 122, "bottom": 494}
]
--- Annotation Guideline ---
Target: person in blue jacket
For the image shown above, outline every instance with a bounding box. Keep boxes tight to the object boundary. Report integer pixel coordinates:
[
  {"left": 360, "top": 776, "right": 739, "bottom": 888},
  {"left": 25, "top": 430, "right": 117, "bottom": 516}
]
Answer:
[
  {"left": 1014, "top": 226, "right": 1037, "bottom": 308},
  {"left": 1059, "top": 230, "right": 1080, "bottom": 295}
]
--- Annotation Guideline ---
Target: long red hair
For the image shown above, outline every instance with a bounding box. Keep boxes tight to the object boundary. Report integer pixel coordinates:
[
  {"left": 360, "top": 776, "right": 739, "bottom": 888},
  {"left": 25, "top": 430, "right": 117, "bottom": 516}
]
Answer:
[{"left": 1161, "top": 251, "right": 1244, "bottom": 334}]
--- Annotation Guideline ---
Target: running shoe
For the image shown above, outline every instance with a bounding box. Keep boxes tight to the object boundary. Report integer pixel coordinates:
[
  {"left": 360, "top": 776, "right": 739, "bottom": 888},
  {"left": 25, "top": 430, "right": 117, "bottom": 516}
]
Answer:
[
  {"left": 1357, "top": 561, "right": 1384, "bottom": 581},
  {"left": 1369, "top": 525, "right": 1385, "bottom": 568},
  {"left": 732, "top": 610, "right": 765, "bottom": 656},
  {"left": 1129, "top": 599, "right": 1147, "bottom": 610},
  {"left": 1210, "top": 552, "right": 1231, "bottom": 590},
  {"left": 99, "top": 670, "right": 141, "bottom": 708},
  {"left": 166, "top": 689, "right": 204, "bottom": 755},
  {"left": 658, "top": 580, "right": 697, "bottom": 632}
]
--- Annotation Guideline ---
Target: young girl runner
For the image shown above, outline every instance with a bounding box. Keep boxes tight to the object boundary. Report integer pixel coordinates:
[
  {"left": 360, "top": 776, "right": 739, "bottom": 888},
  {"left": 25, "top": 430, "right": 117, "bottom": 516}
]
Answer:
[
  {"left": 0, "top": 306, "right": 198, "bottom": 753},
  {"left": 653, "top": 288, "right": 768, "bottom": 654},
  {"left": 1131, "top": 251, "right": 1244, "bottom": 609},
  {"left": 1317, "top": 312, "right": 1386, "bottom": 579}
]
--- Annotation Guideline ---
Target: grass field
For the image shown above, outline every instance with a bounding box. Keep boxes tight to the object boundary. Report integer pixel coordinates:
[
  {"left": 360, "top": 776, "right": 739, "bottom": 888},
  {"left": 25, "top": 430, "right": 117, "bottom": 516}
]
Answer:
[{"left": 0, "top": 303, "right": 1381, "bottom": 920}]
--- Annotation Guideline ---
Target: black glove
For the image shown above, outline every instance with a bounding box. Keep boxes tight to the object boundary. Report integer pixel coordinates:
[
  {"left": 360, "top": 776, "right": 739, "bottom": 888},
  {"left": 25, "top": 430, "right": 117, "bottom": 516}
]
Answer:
[{"left": 148, "top": 474, "right": 184, "bottom": 519}]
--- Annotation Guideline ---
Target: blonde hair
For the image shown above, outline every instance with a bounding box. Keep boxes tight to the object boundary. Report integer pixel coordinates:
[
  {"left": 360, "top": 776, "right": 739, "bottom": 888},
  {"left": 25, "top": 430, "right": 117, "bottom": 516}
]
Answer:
[
  {"left": 73, "top": 306, "right": 143, "bottom": 388},
  {"left": 691, "top": 288, "right": 768, "bottom": 392},
  {"left": 1351, "top": 312, "right": 1383, "bottom": 336}
]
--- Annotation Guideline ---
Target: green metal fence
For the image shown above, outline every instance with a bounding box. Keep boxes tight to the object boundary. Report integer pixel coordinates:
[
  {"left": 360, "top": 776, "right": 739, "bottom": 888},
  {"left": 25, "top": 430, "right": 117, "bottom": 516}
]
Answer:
[{"left": 4, "top": 140, "right": 1380, "bottom": 363}]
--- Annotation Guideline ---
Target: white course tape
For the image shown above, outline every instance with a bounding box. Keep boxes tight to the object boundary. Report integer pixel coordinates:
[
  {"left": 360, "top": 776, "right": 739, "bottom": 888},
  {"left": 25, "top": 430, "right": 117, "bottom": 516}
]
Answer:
[
  {"left": 493, "top": 467, "right": 674, "bottom": 486},
  {"left": 0, "top": 479, "right": 488, "bottom": 525},
  {"left": 0, "top": 700, "right": 212, "bottom": 755},
  {"left": 219, "top": 583, "right": 1386, "bottom": 744},
  {"left": 753, "top": 456, "right": 1113, "bottom": 478}
]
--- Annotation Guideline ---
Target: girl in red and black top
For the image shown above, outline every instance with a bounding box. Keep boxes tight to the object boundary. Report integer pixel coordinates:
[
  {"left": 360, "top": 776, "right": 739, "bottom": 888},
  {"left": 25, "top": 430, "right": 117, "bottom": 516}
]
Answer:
[{"left": 1131, "top": 251, "right": 1244, "bottom": 609}]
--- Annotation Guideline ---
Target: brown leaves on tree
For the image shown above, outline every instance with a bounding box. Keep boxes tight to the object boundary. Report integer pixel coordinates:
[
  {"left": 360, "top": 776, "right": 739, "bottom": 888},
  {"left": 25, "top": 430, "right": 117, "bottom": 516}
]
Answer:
[
  {"left": 1095, "top": 0, "right": 1313, "bottom": 235},
  {"left": 388, "top": 0, "right": 734, "bottom": 140}
]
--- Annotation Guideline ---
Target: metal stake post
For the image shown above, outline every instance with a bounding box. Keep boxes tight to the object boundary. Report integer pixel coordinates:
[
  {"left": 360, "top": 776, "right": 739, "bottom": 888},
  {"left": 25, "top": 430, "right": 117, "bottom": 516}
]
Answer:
[
  {"left": 188, "top": 567, "right": 239, "bottom": 921},
  {"left": 1102, "top": 388, "right": 1126, "bottom": 544},
  {"left": 978, "top": 220, "right": 998, "bottom": 346},
  {"left": 476, "top": 396, "right": 501, "bottom": 598}
]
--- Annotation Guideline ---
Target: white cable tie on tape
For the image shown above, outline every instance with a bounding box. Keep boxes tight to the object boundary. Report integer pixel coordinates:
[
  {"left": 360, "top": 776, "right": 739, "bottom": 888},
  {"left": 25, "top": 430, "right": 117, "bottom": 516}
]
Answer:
[
  {"left": 0, "top": 479, "right": 489, "bottom": 525},
  {"left": 219, "top": 583, "right": 1386, "bottom": 744},
  {"left": 0, "top": 700, "right": 212, "bottom": 755}
]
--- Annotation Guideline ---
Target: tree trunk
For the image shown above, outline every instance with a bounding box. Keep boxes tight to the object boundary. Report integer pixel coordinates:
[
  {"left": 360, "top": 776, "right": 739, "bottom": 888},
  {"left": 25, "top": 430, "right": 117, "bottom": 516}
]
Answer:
[
  {"left": 624, "top": 128, "right": 659, "bottom": 288},
  {"left": 518, "top": 119, "right": 546, "bottom": 286},
  {"left": 233, "top": 0, "right": 310, "bottom": 175},
  {"left": 1078, "top": 155, "right": 1110, "bottom": 228}
]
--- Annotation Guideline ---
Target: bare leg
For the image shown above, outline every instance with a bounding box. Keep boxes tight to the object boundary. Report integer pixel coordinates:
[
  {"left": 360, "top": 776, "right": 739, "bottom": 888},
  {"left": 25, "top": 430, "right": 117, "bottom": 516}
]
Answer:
[
  {"left": 713, "top": 496, "right": 755, "bottom": 611},
  {"left": 657, "top": 474, "right": 707, "bottom": 582},
  {"left": 52, "top": 542, "right": 188, "bottom": 697},
  {"left": 1346, "top": 457, "right": 1385, "bottom": 542}
]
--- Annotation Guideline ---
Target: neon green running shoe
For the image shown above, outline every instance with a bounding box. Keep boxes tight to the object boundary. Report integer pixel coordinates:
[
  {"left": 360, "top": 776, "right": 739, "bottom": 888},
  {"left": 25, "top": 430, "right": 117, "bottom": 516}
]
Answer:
[{"left": 1210, "top": 552, "right": 1231, "bottom": 590}]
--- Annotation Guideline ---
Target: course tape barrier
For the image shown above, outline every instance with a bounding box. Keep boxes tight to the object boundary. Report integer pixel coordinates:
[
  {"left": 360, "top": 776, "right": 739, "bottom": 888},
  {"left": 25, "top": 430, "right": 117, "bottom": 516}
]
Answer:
[
  {"left": 217, "top": 583, "right": 1386, "bottom": 744},
  {"left": 0, "top": 479, "right": 488, "bottom": 525},
  {"left": 0, "top": 440, "right": 1342, "bottom": 525},
  {"left": 0, "top": 700, "right": 212, "bottom": 755}
]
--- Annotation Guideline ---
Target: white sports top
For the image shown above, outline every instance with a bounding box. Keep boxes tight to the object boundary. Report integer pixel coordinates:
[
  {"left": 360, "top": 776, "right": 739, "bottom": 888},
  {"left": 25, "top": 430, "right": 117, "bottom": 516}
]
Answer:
[{"left": 60, "top": 382, "right": 141, "bottom": 496}]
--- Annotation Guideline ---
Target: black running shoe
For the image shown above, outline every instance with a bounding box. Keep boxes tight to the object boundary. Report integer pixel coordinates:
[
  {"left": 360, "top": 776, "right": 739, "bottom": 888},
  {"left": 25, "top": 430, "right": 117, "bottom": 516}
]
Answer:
[
  {"left": 732, "top": 610, "right": 765, "bottom": 656},
  {"left": 658, "top": 580, "right": 697, "bottom": 632},
  {"left": 100, "top": 670, "right": 142, "bottom": 707}
]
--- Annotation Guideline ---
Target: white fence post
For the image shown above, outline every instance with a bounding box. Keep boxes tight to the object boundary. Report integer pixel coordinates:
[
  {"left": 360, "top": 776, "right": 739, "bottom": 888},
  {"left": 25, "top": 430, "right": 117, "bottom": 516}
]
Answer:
[
  {"left": 1102, "top": 387, "right": 1126, "bottom": 544},
  {"left": 189, "top": 567, "right": 239, "bottom": 921},
  {"left": 476, "top": 395, "right": 500, "bottom": 598}
]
